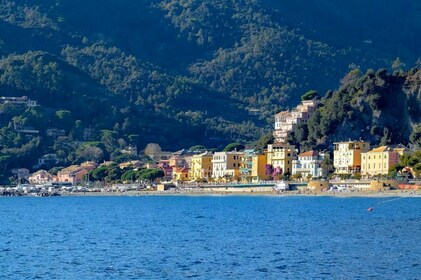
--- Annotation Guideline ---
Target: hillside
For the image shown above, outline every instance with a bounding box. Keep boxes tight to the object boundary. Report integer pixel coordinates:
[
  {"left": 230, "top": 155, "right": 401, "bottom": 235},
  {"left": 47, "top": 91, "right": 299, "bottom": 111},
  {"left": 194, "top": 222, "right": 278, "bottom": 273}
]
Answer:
[
  {"left": 0, "top": 0, "right": 420, "bottom": 178},
  {"left": 289, "top": 68, "right": 421, "bottom": 150}
]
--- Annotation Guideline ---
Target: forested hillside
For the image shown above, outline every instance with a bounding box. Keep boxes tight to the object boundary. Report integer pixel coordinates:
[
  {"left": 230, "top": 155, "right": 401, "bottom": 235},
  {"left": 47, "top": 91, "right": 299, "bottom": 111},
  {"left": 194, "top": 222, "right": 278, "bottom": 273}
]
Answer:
[
  {"left": 289, "top": 68, "right": 421, "bottom": 150},
  {"left": 0, "top": 0, "right": 420, "bottom": 177}
]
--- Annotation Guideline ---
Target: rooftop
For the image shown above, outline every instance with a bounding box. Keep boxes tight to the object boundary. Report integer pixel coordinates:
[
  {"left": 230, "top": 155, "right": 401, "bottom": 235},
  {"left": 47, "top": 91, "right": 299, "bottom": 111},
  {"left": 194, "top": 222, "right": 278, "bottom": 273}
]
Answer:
[{"left": 298, "top": 151, "right": 319, "bottom": 157}]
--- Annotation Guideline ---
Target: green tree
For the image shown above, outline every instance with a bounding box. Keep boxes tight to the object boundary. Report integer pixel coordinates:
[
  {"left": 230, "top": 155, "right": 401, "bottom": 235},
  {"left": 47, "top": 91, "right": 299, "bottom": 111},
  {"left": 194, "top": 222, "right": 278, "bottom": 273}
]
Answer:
[
  {"left": 55, "top": 110, "right": 73, "bottom": 129},
  {"left": 223, "top": 143, "right": 245, "bottom": 152},
  {"left": 301, "top": 90, "right": 320, "bottom": 101},
  {"left": 410, "top": 123, "right": 421, "bottom": 149}
]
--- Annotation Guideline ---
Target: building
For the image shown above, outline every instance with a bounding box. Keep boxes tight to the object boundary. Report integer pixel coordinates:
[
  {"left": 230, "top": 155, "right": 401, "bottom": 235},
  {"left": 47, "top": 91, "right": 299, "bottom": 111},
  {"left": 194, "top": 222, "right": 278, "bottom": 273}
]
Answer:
[
  {"left": 46, "top": 128, "right": 66, "bottom": 138},
  {"left": 57, "top": 165, "right": 89, "bottom": 185},
  {"left": 240, "top": 149, "right": 256, "bottom": 181},
  {"left": 0, "top": 96, "right": 37, "bottom": 107},
  {"left": 212, "top": 151, "right": 244, "bottom": 181},
  {"left": 158, "top": 160, "right": 173, "bottom": 180},
  {"left": 273, "top": 99, "right": 319, "bottom": 143},
  {"left": 292, "top": 151, "right": 327, "bottom": 179},
  {"left": 251, "top": 153, "right": 268, "bottom": 181},
  {"left": 169, "top": 155, "right": 189, "bottom": 169},
  {"left": 118, "top": 160, "right": 142, "bottom": 169},
  {"left": 173, "top": 167, "right": 190, "bottom": 182},
  {"left": 361, "top": 145, "right": 411, "bottom": 176},
  {"left": 144, "top": 144, "right": 173, "bottom": 161},
  {"left": 120, "top": 145, "right": 138, "bottom": 156},
  {"left": 266, "top": 143, "right": 296, "bottom": 175},
  {"left": 81, "top": 161, "right": 98, "bottom": 170},
  {"left": 28, "top": 170, "right": 54, "bottom": 185},
  {"left": 333, "top": 141, "right": 370, "bottom": 174},
  {"left": 189, "top": 152, "right": 213, "bottom": 181},
  {"left": 34, "top": 154, "right": 60, "bottom": 169}
]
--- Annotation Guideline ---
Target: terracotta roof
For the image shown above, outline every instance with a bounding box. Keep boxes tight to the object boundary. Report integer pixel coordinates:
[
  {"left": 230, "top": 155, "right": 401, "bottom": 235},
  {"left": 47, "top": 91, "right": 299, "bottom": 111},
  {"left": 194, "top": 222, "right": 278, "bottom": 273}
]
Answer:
[
  {"left": 60, "top": 165, "right": 84, "bottom": 174},
  {"left": 174, "top": 167, "right": 189, "bottom": 172},
  {"left": 368, "top": 146, "right": 390, "bottom": 153},
  {"left": 298, "top": 151, "right": 319, "bottom": 157},
  {"left": 275, "top": 111, "right": 291, "bottom": 117}
]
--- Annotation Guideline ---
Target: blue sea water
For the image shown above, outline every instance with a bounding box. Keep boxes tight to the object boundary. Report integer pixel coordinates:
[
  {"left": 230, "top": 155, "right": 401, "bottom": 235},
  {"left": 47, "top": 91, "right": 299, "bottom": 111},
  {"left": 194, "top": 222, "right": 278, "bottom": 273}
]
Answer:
[{"left": 0, "top": 196, "right": 420, "bottom": 280}]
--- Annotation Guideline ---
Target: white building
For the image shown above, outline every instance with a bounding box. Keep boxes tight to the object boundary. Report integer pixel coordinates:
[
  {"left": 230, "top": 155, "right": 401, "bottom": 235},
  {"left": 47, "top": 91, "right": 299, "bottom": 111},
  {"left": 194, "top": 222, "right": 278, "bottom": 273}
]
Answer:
[
  {"left": 273, "top": 99, "right": 319, "bottom": 143},
  {"left": 292, "top": 151, "right": 327, "bottom": 179},
  {"left": 212, "top": 151, "right": 244, "bottom": 180}
]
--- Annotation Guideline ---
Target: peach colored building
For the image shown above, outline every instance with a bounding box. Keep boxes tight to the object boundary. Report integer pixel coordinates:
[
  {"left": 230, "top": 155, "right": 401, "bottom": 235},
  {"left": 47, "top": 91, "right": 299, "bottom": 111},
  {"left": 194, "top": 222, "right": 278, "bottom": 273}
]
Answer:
[
  {"left": 173, "top": 167, "right": 190, "bottom": 182},
  {"left": 28, "top": 170, "right": 54, "bottom": 184},
  {"left": 57, "top": 165, "right": 89, "bottom": 185}
]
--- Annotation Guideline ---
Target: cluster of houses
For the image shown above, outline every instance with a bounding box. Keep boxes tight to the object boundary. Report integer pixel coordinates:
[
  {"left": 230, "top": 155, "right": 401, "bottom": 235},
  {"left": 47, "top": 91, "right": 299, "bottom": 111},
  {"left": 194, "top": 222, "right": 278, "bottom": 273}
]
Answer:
[
  {"left": 11, "top": 140, "right": 413, "bottom": 186},
  {"left": 9, "top": 98, "right": 415, "bottom": 186},
  {"left": 273, "top": 99, "right": 319, "bottom": 143}
]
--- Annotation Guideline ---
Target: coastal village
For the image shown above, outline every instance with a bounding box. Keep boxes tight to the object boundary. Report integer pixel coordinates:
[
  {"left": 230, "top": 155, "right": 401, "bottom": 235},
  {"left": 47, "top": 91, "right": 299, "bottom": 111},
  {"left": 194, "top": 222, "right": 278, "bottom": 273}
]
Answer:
[{"left": 2, "top": 97, "right": 420, "bottom": 196}]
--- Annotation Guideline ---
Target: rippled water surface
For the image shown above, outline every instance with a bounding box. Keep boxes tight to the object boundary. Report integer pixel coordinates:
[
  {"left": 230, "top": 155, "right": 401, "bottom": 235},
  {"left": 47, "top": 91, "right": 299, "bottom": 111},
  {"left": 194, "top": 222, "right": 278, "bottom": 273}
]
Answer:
[{"left": 0, "top": 196, "right": 420, "bottom": 279}]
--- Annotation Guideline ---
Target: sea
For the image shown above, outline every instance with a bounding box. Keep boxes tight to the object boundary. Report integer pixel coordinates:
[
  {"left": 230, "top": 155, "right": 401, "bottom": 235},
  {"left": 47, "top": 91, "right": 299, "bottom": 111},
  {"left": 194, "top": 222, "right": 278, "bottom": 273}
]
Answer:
[{"left": 0, "top": 196, "right": 420, "bottom": 279}]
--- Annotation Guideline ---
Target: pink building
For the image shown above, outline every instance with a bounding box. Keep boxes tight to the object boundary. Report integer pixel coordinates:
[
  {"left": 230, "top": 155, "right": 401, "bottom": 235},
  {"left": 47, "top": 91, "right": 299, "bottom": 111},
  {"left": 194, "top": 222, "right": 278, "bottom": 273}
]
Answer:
[{"left": 57, "top": 165, "right": 89, "bottom": 185}]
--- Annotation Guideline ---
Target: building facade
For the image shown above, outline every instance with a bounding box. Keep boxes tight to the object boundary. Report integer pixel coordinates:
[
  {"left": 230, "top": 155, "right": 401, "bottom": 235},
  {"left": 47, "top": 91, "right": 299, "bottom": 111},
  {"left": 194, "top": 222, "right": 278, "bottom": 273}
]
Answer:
[
  {"left": 28, "top": 170, "right": 54, "bottom": 185},
  {"left": 292, "top": 151, "right": 326, "bottom": 179},
  {"left": 361, "top": 145, "right": 411, "bottom": 176},
  {"left": 212, "top": 151, "right": 244, "bottom": 180},
  {"left": 189, "top": 152, "right": 213, "bottom": 181},
  {"left": 333, "top": 141, "right": 370, "bottom": 174},
  {"left": 240, "top": 149, "right": 256, "bottom": 181},
  {"left": 173, "top": 167, "right": 190, "bottom": 182},
  {"left": 266, "top": 143, "right": 296, "bottom": 175},
  {"left": 273, "top": 99, "right": 319, "bottom": 143},
  {"left": 57, "top": 165, "right": 89, "bottom": 185},
  {"left": 251, "top": 154, "right": 268, "bottom": 180}
]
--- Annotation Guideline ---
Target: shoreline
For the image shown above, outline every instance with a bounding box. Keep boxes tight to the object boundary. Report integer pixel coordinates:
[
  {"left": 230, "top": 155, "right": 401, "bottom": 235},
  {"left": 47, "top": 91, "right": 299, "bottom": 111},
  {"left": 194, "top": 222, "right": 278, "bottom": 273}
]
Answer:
[{"left": 57, "top": 190, "right": 421, "bottom": 198}]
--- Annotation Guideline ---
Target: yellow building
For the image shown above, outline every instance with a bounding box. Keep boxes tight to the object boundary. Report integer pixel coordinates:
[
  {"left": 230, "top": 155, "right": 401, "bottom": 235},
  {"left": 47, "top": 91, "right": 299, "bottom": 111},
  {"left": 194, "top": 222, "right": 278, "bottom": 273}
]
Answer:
[
  {"left": 189, "top": 152, "right": 213, "bottom": 181},
  {"left": 361, "top": 145, "right": 411, "bottom": 176},
  {"left": 172, "top": 167, "right": 190, "bottom": 182},
  {"left": 333, "top": 141, "right": 370, "bottom": 174},
  {"left": 266, "top": 143, "right": 296, "bottom": 174},
  {"left": 251, "top": 153, "right": 268, "bottom": 180},
  {"left": 212, "top": 151, "right": 244, "bottom": 181}
]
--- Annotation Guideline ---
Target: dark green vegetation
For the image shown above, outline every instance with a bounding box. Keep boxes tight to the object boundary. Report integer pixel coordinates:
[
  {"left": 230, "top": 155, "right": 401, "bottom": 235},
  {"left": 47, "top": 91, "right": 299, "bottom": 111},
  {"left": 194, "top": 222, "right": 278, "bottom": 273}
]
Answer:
[
  {"left": 389, "top": 151, "right": 421, "bottom": 178},
  {"left": 289, "top": 68, "right": 421, "bottom": 150},
  {"left": 89, "top": 164, "right": 164, "bottom": 184},
  {"left": 0, "top": 0, "right": 420, "bottom": 181}
]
